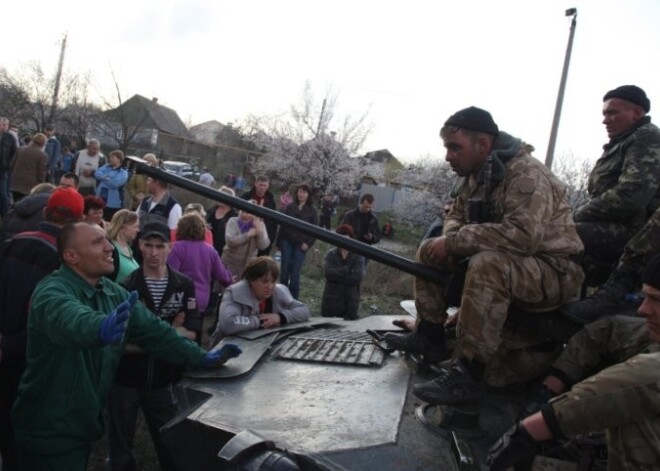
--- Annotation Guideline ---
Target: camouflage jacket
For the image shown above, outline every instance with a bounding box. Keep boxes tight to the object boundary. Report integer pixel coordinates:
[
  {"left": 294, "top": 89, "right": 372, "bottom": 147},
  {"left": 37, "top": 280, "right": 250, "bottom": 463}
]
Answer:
[
  {"left": 444, "top": 132, "right": 584, "bottom": 261},
  {"left": 574, "top": 118, "right": 660, "bottom": 226},
  {"left": 548, "top": 349, "right": 660, "bottom": 470}
]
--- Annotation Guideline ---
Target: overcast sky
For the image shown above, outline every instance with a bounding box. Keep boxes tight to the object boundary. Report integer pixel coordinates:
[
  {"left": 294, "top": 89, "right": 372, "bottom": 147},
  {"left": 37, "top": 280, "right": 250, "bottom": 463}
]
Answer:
[{"left": 4, "top": 0, "right": 660, "bottom": 165}]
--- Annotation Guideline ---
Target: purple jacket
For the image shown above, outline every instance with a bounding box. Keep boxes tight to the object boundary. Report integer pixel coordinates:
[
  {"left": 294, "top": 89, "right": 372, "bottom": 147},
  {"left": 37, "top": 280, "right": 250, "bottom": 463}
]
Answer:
[{"left": 167, "top": 240, "right": 233, "bottom": 312}]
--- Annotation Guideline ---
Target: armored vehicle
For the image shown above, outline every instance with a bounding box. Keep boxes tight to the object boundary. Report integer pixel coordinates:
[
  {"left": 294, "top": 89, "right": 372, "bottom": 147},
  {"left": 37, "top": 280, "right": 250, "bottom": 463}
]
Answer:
[{"left": 127, "top": 157, "right": 590, "bottom": 471}]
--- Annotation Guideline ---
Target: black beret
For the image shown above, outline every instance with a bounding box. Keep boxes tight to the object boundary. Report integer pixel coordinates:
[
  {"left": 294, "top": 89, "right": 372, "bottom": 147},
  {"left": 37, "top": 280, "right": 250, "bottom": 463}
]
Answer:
[
  {"left": 643, "top": 253, "right": 660, "bottom": 291},
  {"left": 444, "top": 106, "right": 499, "bottom": 136},
  {"left": 603, "top": 85, "right": 650, "bottom": 113}
]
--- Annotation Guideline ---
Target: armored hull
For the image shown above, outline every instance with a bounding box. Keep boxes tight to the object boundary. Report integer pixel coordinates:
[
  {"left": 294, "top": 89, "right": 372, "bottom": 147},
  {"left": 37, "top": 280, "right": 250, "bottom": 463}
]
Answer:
[{"left": 161, "top": 315, "right": 537, "bottom": 470}]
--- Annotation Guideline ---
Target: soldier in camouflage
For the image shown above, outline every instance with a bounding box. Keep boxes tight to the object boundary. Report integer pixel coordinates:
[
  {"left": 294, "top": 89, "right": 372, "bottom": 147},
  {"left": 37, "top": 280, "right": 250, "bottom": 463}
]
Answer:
[
  {"left": 573, "top": 85, "right": 660, "bottom": 284},
  {"left": 488, "top": 253, "right": 660, "bottom": 471},
  {"left": 385, "top": 107, "right": 584, "bottom": 403}
]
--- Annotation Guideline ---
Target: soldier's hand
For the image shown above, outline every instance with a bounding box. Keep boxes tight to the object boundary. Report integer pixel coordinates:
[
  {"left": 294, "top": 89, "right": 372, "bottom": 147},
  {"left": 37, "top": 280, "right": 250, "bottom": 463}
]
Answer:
[
  {"left": 427, "top": 236, "right": 448, "bottom": 264},
  {"left": 487, "top": 422, "right": 538, "bottom": 471}
]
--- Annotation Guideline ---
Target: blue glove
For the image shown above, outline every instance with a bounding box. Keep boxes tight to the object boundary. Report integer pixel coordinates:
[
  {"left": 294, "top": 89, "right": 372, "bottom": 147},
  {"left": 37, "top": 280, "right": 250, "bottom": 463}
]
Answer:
[
  {"left": 98, "top": 291, "right": 139, "bottom": 345},
  {"left": 203, "top": 344, "right": 242, "bottom": 369}
]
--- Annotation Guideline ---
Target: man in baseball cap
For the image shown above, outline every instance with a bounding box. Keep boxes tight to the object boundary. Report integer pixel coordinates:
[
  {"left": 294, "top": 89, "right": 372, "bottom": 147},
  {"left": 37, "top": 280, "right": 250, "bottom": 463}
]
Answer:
[
  {"left": 565, "top": 85, "right": 660, "bottom": 322},
  {"left": 0, "top": 186, "right": 84, "bottom": 470},
  {"left": 107, "top": 218, "right": 201, "bottom": 471},
  {"left": 46, "top": 186, "right": 84, "bottom": 221}
]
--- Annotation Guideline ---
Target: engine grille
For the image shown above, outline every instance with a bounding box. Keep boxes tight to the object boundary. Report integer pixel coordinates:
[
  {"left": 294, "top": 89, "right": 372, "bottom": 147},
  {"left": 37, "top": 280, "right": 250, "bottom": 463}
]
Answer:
[{"left": 274, "top": 329, "right": 385, "bottom": 367}]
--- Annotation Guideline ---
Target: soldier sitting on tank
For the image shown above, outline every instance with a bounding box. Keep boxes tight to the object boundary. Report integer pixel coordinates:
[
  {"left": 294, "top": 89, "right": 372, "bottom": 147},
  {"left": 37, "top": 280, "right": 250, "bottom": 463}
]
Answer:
[
  {"left": 211, "top": 256, "right": 310, "bottom": 343},
  {"left": 385, "top": 106, "right": 584, "bottom": 406},
  {"left": 568, "top": 85, "right": 660, "bottom": 297},
  {"left": 488, "top": 253, "right": 660, "bottom": 471}
]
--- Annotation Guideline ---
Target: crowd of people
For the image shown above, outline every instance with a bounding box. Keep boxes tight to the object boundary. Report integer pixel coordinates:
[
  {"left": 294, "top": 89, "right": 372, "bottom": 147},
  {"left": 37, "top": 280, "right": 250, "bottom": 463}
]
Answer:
[
  {"left": 1, "top": 82, "right": 659, "bottom": 470},
  {"left": 0, "top": 126, "right": 381, "bottom": 469}
]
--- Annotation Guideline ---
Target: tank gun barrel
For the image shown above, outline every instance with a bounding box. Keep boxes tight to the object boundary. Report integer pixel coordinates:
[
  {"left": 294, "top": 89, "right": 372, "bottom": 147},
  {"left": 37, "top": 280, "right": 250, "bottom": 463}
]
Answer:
[{"left": 127, "top": 156, "right": 447, "bottom": 284}]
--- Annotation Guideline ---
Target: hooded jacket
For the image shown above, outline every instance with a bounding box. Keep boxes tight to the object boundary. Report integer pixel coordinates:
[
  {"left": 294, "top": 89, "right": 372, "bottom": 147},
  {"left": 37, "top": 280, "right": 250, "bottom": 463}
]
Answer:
[
  {"left": 213, "top": 279, "right": 310, "bottom": 341},
  {"left": 0, "top": 192, "right": 50, "bottom": 242}
]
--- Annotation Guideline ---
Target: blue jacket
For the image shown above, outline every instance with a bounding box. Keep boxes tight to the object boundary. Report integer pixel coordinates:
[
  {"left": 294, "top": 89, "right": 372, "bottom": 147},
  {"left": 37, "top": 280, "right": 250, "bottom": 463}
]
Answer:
[
  {"left": 95, "top": 164, "right": 128, "bottom": 209},
  {"left": 44, "top": 136, "right": 61, "bottom": 173}
]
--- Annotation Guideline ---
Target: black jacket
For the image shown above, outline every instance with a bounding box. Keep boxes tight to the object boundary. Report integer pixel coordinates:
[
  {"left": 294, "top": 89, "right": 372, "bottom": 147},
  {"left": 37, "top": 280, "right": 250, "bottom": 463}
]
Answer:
[
  {"left": 0, "top": 222, "right": 60, "bottom": 364},
  {"left": 115, "top": 266, "right": 201, "bottom": 389},
  {"left": 0, "top": 192, "right": 49, "bottom": 243},
  {"left": 277, "top": 202, "right": 319, "bottom": 248},
  {"left": 321, "top": 248, "right": 364, "bottom": 320},
  {"left": 342, "top": 209, "right": 381, "bottom": 245},
  {"left": 0, "top": 131, "right": 17, "bottom": 174}
]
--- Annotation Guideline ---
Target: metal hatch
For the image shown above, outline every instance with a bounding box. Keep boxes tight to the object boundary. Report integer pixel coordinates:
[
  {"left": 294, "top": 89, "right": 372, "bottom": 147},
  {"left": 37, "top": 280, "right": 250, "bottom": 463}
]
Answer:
[{"left": 275, "top": 329, "right": 385, "bottom": 367}]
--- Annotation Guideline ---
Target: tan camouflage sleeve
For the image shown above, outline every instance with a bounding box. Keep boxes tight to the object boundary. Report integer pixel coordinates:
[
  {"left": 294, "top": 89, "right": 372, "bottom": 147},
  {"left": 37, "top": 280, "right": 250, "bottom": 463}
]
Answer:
[
  {"left": 445, "top": 165, "right": 553, "bottom": 257},
  {"left": 549, "top": 352, "right": 660, "bottom": 437}
]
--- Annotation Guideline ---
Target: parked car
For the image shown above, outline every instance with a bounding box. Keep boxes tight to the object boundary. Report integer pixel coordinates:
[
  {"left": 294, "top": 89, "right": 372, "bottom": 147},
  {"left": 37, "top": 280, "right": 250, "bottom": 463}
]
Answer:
[{"left": 163, "top": 161, "right": 199, "bottom": 180}]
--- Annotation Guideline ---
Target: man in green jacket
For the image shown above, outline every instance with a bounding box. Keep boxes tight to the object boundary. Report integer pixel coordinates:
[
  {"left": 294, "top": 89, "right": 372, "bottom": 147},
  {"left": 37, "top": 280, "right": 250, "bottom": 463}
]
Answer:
[{"left": 10, "top": 222, "right": 240, "bottom": 471}]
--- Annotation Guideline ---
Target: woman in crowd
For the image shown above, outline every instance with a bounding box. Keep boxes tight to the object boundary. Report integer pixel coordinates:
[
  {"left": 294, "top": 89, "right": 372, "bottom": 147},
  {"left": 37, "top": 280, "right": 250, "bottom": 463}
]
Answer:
[
  {"left": 278, "top": 183, "right": 296, "bottom": 211},
  {"left": 276, "top": 183, "right": 318, "bottom": 299},
  {"left": 206, "top": 186, "right": 238, "bottom": 258},
  {"left": 212, "top": 256, "right": 310, "bottom": 342},
  {"left": 82, "top": 195, "right": 107, "bottom": 228},
  {"left": 106, "top": 209, "right": 140, "bottom": 282},
  {"left": 95, "top": 150, "right": 129, "bottom": 220},
  {"left": 171, "top": 203, "right": 213, "bottom": 244},
  {"left": 321, "top": 224, "right": 365, "bottom": 320},
  {"left": 222, "top": 201, "right": 270, "bottom": 279},
  {"left": 167, "top": 213, "right": 234, "bottom": 315}
]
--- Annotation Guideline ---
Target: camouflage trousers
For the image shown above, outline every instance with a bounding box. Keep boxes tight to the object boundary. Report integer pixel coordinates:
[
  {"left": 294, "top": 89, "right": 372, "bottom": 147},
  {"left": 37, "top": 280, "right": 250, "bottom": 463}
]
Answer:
[
  {"left": 414, "top": 241, "right": 584, "bottom": 379},
  {"left": 550, "top": 315, "right": 651, "bottom": 386},
  {"left": 620, "top": 205, "right": 660, "bottom": 268},
  {"left": 576, "top": 221, "right": 639, "bottom": 284},
  {"left": 549, "top": 350, "right": 660, "bottom": 469}
]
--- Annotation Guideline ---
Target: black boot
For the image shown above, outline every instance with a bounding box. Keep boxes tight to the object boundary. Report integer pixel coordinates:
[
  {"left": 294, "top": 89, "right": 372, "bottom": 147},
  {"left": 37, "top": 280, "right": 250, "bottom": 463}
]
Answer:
[
  {"left": 383, "top": 320, "right": 448, "bottom": 364},
  {"left": 413, "top": 357, "right": 485, "bottom": 406},
  {"left": 561, "top": 263, "right": 642, "bottom": 325}
]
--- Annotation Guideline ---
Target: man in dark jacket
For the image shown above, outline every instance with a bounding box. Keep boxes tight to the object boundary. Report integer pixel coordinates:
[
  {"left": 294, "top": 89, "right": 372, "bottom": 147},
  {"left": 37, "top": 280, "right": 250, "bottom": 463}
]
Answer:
[
  {"left": 0, "top": 117, "right": 18, "bottom": 219},
  {"left": 341, "top": 193, "right": 380, "bottom": 275},
  {"left": 563, "top": 85, "right": 660, "bottom": 322},
  {"left": 574, "top": 85, "right": 660, "bottom": 285},
  {"left": 0, "top": 185, "right": 55, "bottom": 243},
  {"left": 341, "top": 193, "right": 380, "bottom": 247},
  {"left": 44, "top": 125, "right": 62, "bottom": 184},
  {"left": 108, "top": 221, "right": 200, "bottom": 471},
  {"left": 242, "top": 175, "right": 277, "bottom": 256},
  {"left": 0, "top": 187, "right": 84, "bottom": 471}
]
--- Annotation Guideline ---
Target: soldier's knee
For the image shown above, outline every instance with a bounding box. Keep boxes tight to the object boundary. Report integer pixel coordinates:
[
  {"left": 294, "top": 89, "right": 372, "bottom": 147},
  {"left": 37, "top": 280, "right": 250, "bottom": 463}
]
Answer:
[
  {"left": 416, "top": 238, "right": 436, "bottom": 264},
  {"left": 467, "top": 250, "right": 509, "bottom": 272}
]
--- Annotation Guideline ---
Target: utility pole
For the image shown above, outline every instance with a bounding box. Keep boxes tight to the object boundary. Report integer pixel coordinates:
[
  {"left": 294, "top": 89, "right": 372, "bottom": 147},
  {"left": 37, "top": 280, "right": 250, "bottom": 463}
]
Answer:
[
  {"left": 316, "top": 98, "right": 327, "bottom": 137},
  {"left": 49, "top": 32, "right": 68, "bottom": 126},
  {"left": 545, "top": 8, "right": 577, "bottom": 169}
]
